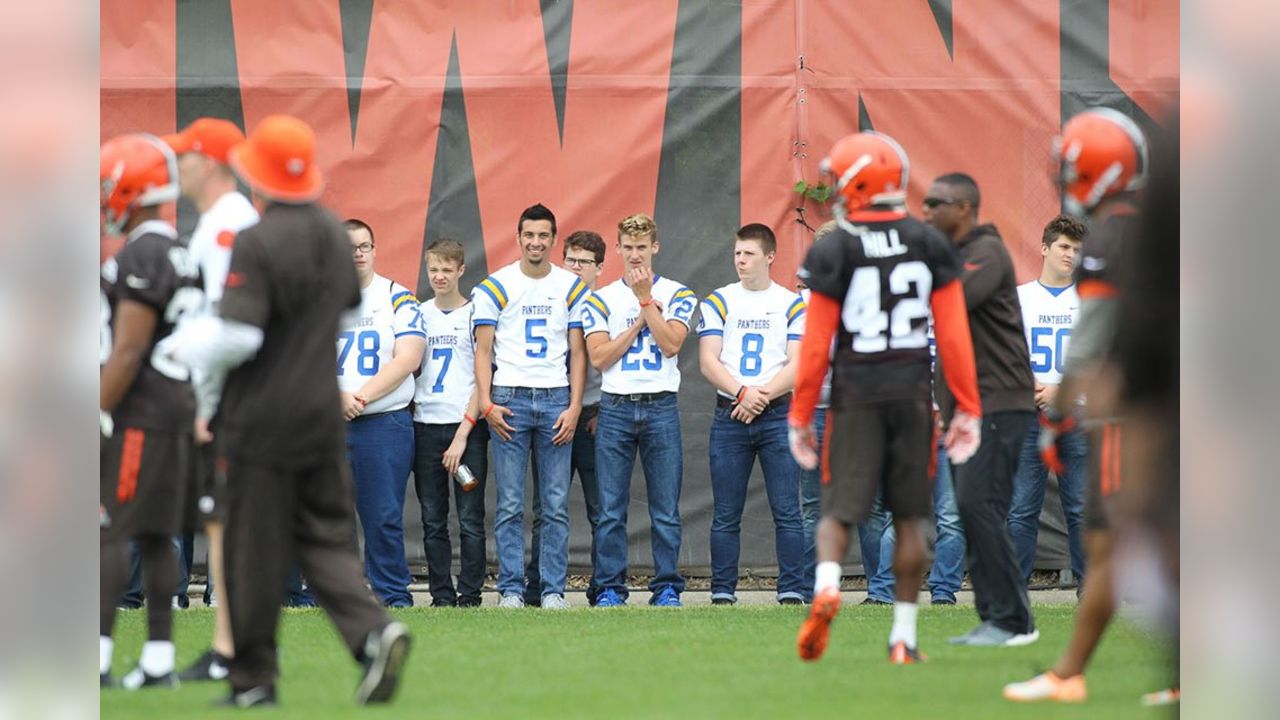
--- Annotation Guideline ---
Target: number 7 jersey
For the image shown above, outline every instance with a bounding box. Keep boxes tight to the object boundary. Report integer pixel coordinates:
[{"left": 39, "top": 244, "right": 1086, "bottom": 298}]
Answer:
[{"left": 798, "top": 216, "right": 961, "bottom": 402}]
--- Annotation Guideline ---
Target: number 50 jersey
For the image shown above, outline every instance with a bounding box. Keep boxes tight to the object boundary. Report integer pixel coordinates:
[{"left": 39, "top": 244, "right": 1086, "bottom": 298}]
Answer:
[{"left": 798, "top": 216, "right": 961, "bottom": 403}]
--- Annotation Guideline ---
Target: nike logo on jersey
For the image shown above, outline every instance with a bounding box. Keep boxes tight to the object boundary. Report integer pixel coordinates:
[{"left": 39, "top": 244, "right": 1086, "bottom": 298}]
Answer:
[
  {"left": 125, "top": 274, "right": 150, "bottom": 289},
  {"left": 1082, "top": 256, "right": 1106, "bottom": 272}
]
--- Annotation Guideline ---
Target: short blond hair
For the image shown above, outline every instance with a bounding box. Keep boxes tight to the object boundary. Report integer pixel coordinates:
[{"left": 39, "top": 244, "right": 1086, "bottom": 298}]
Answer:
[
  {"left": 813, "top": 220, "right": 839, "bottom": 243},
  {"left": 618, "top": 213, "right": 657, "bottom": 243}
]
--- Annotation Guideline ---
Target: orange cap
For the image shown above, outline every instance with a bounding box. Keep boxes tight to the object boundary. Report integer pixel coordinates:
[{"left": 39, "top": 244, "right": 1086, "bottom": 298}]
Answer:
[
  {"left": 163, "top": 118, "right": 245, "bottom": 164},
  {"left": 228, "top": 115, "right": 324, "bottom": 203}
]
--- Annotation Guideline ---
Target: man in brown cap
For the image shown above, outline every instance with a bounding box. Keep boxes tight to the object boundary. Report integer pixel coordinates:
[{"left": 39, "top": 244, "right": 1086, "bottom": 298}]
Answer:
[{"left": 168, "top": 114, "right": 409, "bottom": 708}]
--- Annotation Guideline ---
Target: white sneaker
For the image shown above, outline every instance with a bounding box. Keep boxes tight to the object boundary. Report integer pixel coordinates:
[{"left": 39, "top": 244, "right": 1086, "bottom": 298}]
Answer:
[
  {"left": 541, "top": 594, "right": 569, "bottom": 610},
  {"left": 1006, "top": 629, "right": 1041, "bottom": 647},
  {"left": 498, "top": 594, "right": 525, "bottom": 609}
]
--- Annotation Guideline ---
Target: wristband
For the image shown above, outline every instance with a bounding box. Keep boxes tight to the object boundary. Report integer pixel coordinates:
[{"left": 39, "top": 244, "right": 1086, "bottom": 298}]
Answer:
[
  {"left": 734, "top": 385, "right": 746, "bottom": 404},
  {"left": 481, "top": 403, "right": 496, "bottom": 419},
  {"left": 355, "top": 396, "right": 367, "bottom": 407},
  {"left": 463, "top": 413, "right": 476, "bottom": 426},
  {"left": 639, "top": 297, "right": 654, "bottom": 308}
]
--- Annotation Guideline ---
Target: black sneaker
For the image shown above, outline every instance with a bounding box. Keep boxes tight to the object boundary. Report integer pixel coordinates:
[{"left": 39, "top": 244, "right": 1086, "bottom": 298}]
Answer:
[
  {"left": 778, "top": 597, "right": 804, "bottom": 606},
  {"left": 430, "top": 598, "right": 457, "bottom": 608},
  {"left": 711, "top": 597, "right": 736, "bottom": 606},
  {"left": 217, "top": 685, "right": 277, "bottom": 708},
  {"left": 931, "top": 597, "right": 957, "bottom": 606},
  {"left": 178, "top": 648, "right": 230, "bottom": 682},
  {"left": 101, "top": 671, "right": 115, "bottom": 688},
  {"left": 456, "top": 596, "right": 482, "bottom": 608},
  {"left": 356, "top": 621, "right": 411, "bottom": 705},
  {"left": 860, "top": 597, "right": 892, "bottom": 606},
  {"left": 119, "top": 666, "right": 179, "bottom": 690}
]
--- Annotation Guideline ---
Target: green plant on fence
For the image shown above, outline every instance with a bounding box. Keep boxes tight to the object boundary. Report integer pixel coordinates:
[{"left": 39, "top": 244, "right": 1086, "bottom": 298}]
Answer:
[{"left": 792, "top": 180, "right": 833, "bottom": 204}]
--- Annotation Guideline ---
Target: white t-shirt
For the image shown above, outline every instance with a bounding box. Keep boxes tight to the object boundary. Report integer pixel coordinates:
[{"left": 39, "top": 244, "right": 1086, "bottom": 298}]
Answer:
[
  {"left": 698, "top": 281, "right": 806, "bottom": 396},
  {"left": 1017, "top": 280, "right": 1079, "bottom": 386},
  {"left": 584, "top": 275, "right": 697, "bottom": 395},
  {"left": 189, "top": 191, "right": 258, "bottom": 308},
  {"left": 414, "top": 299, "right": 476, "bottom": 424},
  {"left": 337, "top": 274, "right": 425, "bottom": 414},
  {"left": 471, "top": 262, "right": 590, "bottom": 388}
]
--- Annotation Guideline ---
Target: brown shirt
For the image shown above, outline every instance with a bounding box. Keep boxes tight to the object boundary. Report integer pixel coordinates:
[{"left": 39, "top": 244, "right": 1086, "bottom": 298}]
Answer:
[
  {"left": 217, "top": 203, "right": 360, "bottom": 467},
  {"left": 936, "top": 223, "right": 1035, "bottom": 419}
]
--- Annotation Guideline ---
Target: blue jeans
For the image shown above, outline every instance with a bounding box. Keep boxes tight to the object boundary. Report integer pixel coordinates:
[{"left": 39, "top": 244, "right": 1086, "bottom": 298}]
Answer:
[
  {"left": 1008, "top": 422, "right": 1088, "bottom": 583},
  {"left": 346, "top": 408, "right": 415, "bottom": 607},
  {"left": 491, "top": 386, "right": 573, "bottom": 598},
  {"left": 860, "top": 496, "right": 896, "bottom": 602},
  {"left": 863, "top": 444, "right": 966, "bottom": 603},
  {"left": 799, "top": 408, "right": 827, "bottom": 601},
  {"left": 709, "top": 400, "right": 805, "bottom": 601},
  {"left": 594, "top": 392, "right": 685, "bottom": 600},
  {"left": 526, "top": 408, "right": 601, "bottom": 605}
]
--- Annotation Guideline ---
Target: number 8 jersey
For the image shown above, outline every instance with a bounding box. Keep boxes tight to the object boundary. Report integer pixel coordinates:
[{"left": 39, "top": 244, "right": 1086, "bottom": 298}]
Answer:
[
  {"left": 336, "top": 274, "right": 425, "bottom": 414},
  {"left": 798, "top": 216, "right": 961, "bottom": 403},
  {"left": 698, "top": 281, "right": 806, "bottom": 397}
]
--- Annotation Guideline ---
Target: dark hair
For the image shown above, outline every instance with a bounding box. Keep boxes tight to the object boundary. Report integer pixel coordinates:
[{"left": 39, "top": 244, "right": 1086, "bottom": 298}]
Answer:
[
  {"left": 343, "top": 218, "right": 374, "bottom": 245},
  {"left": 564, "top": 230, "right": 605, "bottom": 265},
  {"left": 425, "top": 237, "right": 465, "bottom": 266},
  {"left": 518, "top": 203, "right": 557, "bottom": 237},
  {"left": 736, "top": 223, "right": 777, "bottom": 254},
  {"left": 1041, "top": 214, "right": 1087, "bottom": 247},
  {"left": 934, "top": 172, "right": 981, "bottom": 214}
]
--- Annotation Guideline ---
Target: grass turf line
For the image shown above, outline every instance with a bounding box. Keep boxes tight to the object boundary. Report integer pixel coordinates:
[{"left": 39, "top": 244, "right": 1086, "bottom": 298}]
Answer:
[{"left": 102, "top": 604, "right": 1175, "bottom": 719}]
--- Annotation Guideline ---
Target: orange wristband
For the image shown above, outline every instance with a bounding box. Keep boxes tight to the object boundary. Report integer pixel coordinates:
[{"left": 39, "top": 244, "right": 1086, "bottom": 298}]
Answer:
[
  {"left": 481, "top": 403, "right": 495, "bottom": 419},
  {"left": 639, "top": 298, "right": 654, "bottom": 308}
]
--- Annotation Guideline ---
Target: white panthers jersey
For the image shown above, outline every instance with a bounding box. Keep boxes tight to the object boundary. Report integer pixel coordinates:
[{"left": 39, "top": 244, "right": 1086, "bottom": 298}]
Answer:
[
  {"left": 698, "top": 281, "right": 806, "bottom": 396},
  {"left": 584, "top": 275, "right": 697, "bottom": 394},
  {"left": 414, "top": 299, "right": 476, "bottom": 424},
  {"left": 472, "top": 262, "right": 590, "bottom": 388},
  {"left": 1017, "top": 281, "right": 1079, "bottom": 386},
  {"left": 799, "top": 288, "right": 832, "bottom": 408},
  {"left": 188, "top": 191, "right": 258, "bottom": 308},
  {"left": 337, "top": 274, "right": 425, "bottom": 414}
]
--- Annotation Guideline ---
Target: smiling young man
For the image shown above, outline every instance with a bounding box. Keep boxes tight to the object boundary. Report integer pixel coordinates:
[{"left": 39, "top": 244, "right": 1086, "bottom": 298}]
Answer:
[
  {"left": 472, "top": 203, "right": 589, "bottom": 610},
  {"left": 698, "top": 223, "right": 807, "bottom": 605},
  {"left": 1007, "top": 215, "right": 1089, "bottom": 587},
  {"left": 412, "top": 238, "right": 487, "bottom": 608},
  {"left": 585, "top": 214, "right": 696, "bottom": 608}
]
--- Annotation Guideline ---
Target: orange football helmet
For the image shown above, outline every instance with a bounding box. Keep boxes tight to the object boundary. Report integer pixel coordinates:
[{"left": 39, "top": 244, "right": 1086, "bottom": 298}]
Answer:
[
  {"left": 100, "top": 133, "right": 178, "bottom": 235},
  {"left": 1056, "top": 108, "right": 1147, "bottom": 217},
  {"left": 820, "top": 131, "right": 910, "bottom": 218}
]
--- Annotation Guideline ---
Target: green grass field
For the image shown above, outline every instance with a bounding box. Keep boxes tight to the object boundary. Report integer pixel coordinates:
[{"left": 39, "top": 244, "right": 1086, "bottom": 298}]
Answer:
[{"left": 102, "top": 603, "right": 1175, "bottom": 719}]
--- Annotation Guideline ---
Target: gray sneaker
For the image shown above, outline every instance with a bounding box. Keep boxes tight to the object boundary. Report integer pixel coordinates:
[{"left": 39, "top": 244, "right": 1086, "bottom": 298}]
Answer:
[
  {"left": 949, "top": 621, "right": 1039, "bottom": 647},
  {"left": 498, "top": 594, "right": 525, "bottom": 609},
  {"left": 541, "top": 594, "right": 569, "bottom": 610}
]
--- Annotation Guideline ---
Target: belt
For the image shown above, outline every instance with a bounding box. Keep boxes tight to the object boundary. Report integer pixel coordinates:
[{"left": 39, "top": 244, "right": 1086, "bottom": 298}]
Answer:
[
  {"left": 603, "top": 391, "right": 675, "bottom": 403},
  {"left": 716, "top": 392, "right": 791, "bottom": 412}
]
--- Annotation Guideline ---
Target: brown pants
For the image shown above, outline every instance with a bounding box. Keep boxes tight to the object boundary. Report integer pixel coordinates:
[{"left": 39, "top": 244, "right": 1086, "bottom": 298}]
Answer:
[{"left": 223, "top": 458, "right": 388, "bottom": 691}]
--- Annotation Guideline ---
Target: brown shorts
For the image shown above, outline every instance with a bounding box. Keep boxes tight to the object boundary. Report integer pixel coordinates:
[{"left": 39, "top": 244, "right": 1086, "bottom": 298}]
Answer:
[
  {"left": 100, "top": 427, "right": 193, "bottom": 541},
  {"left": 1084, "top": 421, "right": 1124, "bottom": 531},
  {"left": 822, "top": 397, "right": 934, "bottom": 525}
]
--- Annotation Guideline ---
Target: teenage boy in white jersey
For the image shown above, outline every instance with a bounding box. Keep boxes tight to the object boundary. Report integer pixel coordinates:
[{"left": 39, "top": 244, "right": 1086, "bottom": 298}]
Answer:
[
  {"left": 1007, "top": 214, "right": 1089, "bottom": 585},
  {"left": 162, "top": 118, "right": 257, "bottom": 682},
  {"left": 338, "top": 219, "right": 426, "bottom": 608},
  {"left": 412, "top": 238, "right": 488, "bottom": 607},
  {"left": 585, "top": 214, "right": 697, "bottom": 608},
  {"left": 697, "top": 223, "right": 807, "bottom": 605},
  {"left": 473, "top": 203, "right": 589, "bottom": 610}
]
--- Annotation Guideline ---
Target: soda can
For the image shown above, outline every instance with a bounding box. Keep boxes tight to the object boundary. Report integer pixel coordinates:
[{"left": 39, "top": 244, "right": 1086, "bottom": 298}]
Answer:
[{"left": 454, "top": 463, "right": 478, "bottom": 492}]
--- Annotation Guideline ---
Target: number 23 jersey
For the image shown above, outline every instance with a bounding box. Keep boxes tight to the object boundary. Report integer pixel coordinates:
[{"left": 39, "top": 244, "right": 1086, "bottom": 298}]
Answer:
[
  {"left": 100, "top": 219, "right": 204, "bottom": 429},
  {"left": 798, "top": 216, "right": 961, "bottom": 402}
]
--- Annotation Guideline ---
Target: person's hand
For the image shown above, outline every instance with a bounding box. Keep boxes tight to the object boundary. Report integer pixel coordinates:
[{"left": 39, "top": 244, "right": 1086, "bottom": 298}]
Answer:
[
  {"left": 628, "top": 266, "right": 654, "bottom": 302},
  {"left": 194, "top": 417, "right": 214, "bottom": 445},
  {"left": 1034, "top": 382, "right": 1059, "bottom": 410},
  {"left": 586, "top": 414, "right": 598, "bottom": 436},
  {"left": 1037, "top": 409, "right": 1078, "bottom": 475},
  {"left": 552, "top": 405, "right": 580, "bottom": 445},
  {"left": 442, "top": 436, "right": 466, "bottom": 476},
  {"left": 483, "top": 402, "right": 516, "bottom": 441},
  {"left": 740, "top": 386, "right": 771, "bottom": 415},
  {"left": 731, "top": 402, "right": 758, "bottom": 423},
  {"left": 789, "top": 421, "right": 819, "bottom": 470},
  {"left": 944, "top": 411, "right": 982, "bottom": 464},
  {"left": 340, "top": 392, "right": 366, "bottom": 421}
]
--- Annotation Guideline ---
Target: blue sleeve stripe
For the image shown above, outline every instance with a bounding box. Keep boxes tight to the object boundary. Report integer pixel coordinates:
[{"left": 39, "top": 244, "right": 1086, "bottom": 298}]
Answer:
[
  {"left": 705, "top": 292, "right": 728, "bottom": 321},
  {"left": 672, "top": 287, "right": 696, "bottom": 301},
  {"left": 472, "top": 319, "right": 497, "bottom": 327},
  {"left": 698, "top": 329, "right": 724, "bottom": 338},
  {"left": 477, "top": 282, "right": 505, "bottom": 311},
  {"left": 487, "top": 276, "right": 509, "bottom": 304},
  {"left": 566, "top": 279, "right": 588, "bottom": 307},
  {"left": 787, "top": 333, "right": 803, "bottom": 342},
  {"left": 568, "top": 321, "right": 584, "bottom": 330},
  {"left": 395, "top": 330, "right": 427, "bottom": 339},
  {"left": 586, "top": 294, "right": 610, "bottom": 318},
  {"left": 786, "top": 297, "right": 807, "bottom": 321}
]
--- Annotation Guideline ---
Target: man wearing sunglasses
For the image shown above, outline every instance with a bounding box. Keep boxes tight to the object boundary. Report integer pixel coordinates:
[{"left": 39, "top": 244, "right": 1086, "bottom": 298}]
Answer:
[{"left": 923, "top": 173, "right": 1038, "bottom": 648}]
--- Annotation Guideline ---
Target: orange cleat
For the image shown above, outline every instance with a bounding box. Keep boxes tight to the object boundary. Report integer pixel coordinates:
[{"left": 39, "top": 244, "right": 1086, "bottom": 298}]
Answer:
[
  {"left": 1002, "top": 672, "right": 1088, "bottom": 703},
  {"left": 796, "top": 587, "right": 842, "bottom": 661},
  {"left": 888, "top": 641, "right": 926, "bottom": 665}
]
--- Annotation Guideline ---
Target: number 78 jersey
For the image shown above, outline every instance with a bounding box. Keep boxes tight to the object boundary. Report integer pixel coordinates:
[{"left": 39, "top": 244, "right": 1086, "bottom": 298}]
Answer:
[{"left": 798, "top": 216, "right": 961, "bottom": 399}]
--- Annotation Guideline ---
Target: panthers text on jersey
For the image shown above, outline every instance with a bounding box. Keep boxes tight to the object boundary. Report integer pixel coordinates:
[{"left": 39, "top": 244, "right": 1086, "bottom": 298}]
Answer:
[
  {"left": 471, "top": 262, "right": 590, "bottom": 388},
  {"left": 1017, "top": 281, "right": 1078, "bottom": 386},
  {"left": 101, "top": 219, "right": 205, "bottom": 428},
  {"left": 584, "top": 276, "right": 697, "bottom": 394},
  {"left": 697, "top": 281, "right": 806, "bottom": 396},
  {"left": 336, "top": 274, "right": 425, "bottom": 414},
  {"left": 414, "top": 299, "right": 476, "bottom": 424}
]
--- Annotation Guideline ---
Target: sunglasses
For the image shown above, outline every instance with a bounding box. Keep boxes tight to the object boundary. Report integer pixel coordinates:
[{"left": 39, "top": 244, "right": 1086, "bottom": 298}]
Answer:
[{"left": 922, "top": 197, "right": 959, "bottom": 209}]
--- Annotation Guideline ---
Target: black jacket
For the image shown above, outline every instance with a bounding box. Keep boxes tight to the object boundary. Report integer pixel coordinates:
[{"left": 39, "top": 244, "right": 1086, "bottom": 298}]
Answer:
[{"left": 936, "top": 223, "right": 1035, "bottom": 419}]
